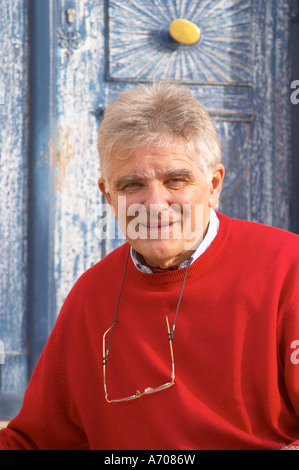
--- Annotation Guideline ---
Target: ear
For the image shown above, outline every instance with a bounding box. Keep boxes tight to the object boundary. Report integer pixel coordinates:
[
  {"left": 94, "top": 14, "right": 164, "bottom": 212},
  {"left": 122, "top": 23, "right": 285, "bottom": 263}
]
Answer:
[
  {"left": 208, "top": 164, "right": 225, "bottom": 208},
  {"left": 98, "top": 177, "right": 112, "bottom": 205}
]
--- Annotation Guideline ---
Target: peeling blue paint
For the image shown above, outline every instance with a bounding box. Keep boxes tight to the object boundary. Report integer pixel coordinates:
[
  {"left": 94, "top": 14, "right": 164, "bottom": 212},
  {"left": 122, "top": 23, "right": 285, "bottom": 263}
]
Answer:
[{"left": 0, "top": 0, "right": 28, "bottom": 417}]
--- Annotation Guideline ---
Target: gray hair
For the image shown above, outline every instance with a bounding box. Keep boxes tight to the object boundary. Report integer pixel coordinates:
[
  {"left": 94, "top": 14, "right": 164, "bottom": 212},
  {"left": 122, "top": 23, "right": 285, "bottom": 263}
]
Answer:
[{"left": 97, "top": 81, "right": 221, "bottom": 182}]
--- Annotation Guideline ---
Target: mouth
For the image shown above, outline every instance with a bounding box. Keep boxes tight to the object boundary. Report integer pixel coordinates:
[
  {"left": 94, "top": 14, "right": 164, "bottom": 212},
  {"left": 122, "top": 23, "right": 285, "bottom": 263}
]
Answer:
[
  {"left": 134, "top": 220, "right": 182, "bottom": 241},
  {"left": 139, "top": 220, "right": 180, "bottom": 229}
]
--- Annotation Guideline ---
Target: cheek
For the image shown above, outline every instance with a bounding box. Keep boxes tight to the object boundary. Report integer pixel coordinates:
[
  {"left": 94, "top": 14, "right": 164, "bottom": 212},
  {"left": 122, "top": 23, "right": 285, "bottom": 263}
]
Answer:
[
  {"left": 110, "top": 195, "right": 141, "bottom": 223},
  {"left": 179, "top": 187, "right": 207, "bottom": 207},
  {"left": 107, "top": 194, "right": 122, "bottom": 220},
  {"left": 180, "top": 189, "right": 210, "bottom": 222}
]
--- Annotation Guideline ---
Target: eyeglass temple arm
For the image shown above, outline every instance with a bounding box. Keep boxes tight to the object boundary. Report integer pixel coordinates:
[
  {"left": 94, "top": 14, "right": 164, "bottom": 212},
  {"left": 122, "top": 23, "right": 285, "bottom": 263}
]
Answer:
[
  {"left": 168, "top": 258, "right": 191, "bottom": 341},
  {"left": 168, "top": 330, "right": 174, "bottom": 341},
  {"left": 102, "top": 249, "right": 130, "bottom": 364}
]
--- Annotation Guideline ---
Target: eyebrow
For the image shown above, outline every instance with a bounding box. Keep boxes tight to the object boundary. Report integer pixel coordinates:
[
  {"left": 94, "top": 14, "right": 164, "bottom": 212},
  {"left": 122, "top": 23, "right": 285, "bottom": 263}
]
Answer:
[{"left": 113, "top": 168, "right": 195, "bottom": 190}]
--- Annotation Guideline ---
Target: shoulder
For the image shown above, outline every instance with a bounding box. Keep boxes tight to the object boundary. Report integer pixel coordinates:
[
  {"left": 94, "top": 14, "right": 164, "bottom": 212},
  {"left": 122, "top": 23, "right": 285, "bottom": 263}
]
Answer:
[
  {"left": 52, "top": 242, "right": 130, "bottom": 333},
  {"left": 61, "top": 242, "right": 130, "bottom": 307},
  {"left": 78, "top": 242, "right": 129, "bottom": 287},
  {"left": 218, "top": 211, "right": 299, "bottom": 243},
  {"left": 217, "top": 212, "right": 299, "bottom": 261}
]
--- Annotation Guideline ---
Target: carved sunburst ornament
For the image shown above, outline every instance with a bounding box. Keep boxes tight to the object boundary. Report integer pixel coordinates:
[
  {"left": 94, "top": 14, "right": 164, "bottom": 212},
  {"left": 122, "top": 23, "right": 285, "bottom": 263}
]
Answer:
[{"left": 107, "top": 0, "right": 252, "bottom": 85}]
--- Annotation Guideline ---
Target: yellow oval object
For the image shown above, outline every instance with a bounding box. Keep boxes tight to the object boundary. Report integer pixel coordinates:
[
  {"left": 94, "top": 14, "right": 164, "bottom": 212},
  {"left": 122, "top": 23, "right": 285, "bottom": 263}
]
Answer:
[{"left": 169, "top": 18, "right": 200, "bottom": 45}]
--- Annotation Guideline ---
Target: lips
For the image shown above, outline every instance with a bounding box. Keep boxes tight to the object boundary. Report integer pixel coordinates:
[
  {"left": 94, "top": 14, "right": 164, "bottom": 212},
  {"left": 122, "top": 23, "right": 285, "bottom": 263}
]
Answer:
[
  {"left": 137, "top": 214, "right": 182, "bottom": 228},
  {"left": 139, "top": 220, "right": 180, "bottom": 229}
]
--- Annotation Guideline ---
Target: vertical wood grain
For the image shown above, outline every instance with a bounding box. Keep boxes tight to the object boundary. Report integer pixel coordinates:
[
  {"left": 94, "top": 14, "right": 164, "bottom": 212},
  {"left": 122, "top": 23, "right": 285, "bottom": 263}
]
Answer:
[
  {"left": 54, "top": 0, "right": 106, "bottom": 311},
  {"left": 0, "top": 0, "right": 28, "bottom": 408}
]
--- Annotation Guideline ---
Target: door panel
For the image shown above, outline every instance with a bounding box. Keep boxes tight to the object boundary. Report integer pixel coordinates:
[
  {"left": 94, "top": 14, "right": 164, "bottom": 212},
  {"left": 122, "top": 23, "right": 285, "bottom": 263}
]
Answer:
[{"left": 107, "top": 0, "right": 252, "bottom": 85}]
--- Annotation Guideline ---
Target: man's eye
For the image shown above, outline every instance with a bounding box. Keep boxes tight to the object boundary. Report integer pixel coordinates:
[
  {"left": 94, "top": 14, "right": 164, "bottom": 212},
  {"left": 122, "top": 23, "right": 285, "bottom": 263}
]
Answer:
[
  {"left": 122, "top": 182, "right": 142, "bottom": 190},
  {"left": 167, "top": 178, "right": 186, "bottom": 186}
]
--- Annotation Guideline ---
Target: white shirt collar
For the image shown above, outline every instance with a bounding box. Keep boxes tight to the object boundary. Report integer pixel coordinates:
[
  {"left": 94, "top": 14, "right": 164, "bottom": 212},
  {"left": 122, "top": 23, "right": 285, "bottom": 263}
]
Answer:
[{"left": 191, "top": 208, "right": 219, "bottom": 263}]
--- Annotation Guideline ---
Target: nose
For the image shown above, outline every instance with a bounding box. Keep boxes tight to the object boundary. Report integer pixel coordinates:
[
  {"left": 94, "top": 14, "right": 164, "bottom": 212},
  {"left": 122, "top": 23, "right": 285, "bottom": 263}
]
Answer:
[{"left": 142, "top": 182, "right": 170, "bottom": 214}]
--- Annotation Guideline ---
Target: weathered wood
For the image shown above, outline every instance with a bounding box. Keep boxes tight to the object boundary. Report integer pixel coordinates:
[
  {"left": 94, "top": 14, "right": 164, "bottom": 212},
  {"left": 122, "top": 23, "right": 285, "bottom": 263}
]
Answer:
[
  {"left": 55, "top": 0, "right": 107, "bottom": 311},
  {"left": 0, "top": 0, "right": 28, "bottom": 406}
]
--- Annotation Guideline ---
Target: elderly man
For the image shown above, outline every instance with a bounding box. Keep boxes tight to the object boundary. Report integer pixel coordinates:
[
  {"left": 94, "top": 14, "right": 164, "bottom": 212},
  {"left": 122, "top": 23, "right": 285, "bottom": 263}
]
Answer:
[{"left": 1, "top": 82, "right": 299, "bottom": 450}]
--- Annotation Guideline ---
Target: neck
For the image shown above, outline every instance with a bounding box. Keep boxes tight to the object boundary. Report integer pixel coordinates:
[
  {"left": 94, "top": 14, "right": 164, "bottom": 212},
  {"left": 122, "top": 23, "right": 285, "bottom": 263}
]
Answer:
[{"left": 142, "top": 249, "right": 195, "bottom": 270}]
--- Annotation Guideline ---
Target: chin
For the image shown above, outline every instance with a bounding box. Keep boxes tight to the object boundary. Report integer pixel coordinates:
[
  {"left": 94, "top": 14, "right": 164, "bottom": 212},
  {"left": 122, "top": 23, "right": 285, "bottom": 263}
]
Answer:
[{"left": 130, "top": 238, "right": 185, "bottom": 268}]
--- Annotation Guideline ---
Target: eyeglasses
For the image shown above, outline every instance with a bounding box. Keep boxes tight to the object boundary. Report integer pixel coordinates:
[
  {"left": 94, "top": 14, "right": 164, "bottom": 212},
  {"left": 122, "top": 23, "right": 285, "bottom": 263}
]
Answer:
[
  {"left": 102, "top": 313, "right": 175, "bottom": 403},
  {"left": 102, "top": 248, "right": 191, "bottom": 403}
]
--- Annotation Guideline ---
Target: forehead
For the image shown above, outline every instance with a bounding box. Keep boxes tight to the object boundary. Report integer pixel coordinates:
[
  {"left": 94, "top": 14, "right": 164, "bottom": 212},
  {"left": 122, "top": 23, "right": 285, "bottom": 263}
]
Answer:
[{"left": 109, "top": 140, "right": 197, "bottom": 175}]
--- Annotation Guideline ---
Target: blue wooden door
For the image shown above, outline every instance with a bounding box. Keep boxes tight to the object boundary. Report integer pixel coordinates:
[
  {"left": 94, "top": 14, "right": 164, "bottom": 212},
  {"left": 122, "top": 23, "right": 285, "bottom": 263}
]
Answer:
[
  {"left": 0, "top": 0, "right": 29, "bottom": 418},
  {"left": 0, "top": 0, "right": 296, "bottom": 419}
]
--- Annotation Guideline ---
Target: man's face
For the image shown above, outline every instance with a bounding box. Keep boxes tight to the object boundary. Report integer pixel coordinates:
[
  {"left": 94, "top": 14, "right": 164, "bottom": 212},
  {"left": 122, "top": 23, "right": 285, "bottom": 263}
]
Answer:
[{"left": 98, "top": 140, "right": 224, "bottom": 269}]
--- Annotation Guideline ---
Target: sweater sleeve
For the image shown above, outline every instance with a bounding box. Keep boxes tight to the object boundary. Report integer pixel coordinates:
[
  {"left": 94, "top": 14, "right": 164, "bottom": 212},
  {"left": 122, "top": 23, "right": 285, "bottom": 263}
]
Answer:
[
  {"left": 0, "top": 323, "right": 88, "bottom": 450},
  {"left": 280, "top": 292, "right": 299, "bottom": 448}
]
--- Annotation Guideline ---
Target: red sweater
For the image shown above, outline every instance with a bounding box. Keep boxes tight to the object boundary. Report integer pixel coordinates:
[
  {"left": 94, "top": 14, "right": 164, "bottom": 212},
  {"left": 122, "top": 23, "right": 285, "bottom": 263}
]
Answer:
[{"left": 1, "top": 213, "right": 299, "bottom": 450}]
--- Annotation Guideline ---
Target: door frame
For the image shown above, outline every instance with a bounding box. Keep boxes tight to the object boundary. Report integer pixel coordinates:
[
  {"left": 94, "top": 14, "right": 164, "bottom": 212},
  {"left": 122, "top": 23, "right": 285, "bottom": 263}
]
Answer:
[{"left": 27, "top": 0, "right": 58, "bottom": 377}]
